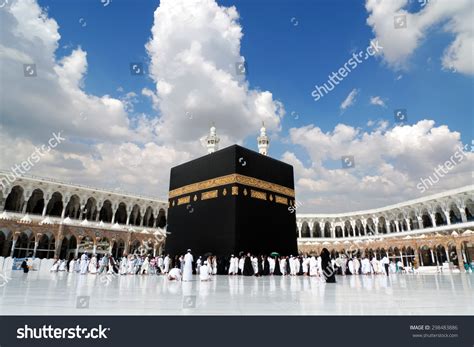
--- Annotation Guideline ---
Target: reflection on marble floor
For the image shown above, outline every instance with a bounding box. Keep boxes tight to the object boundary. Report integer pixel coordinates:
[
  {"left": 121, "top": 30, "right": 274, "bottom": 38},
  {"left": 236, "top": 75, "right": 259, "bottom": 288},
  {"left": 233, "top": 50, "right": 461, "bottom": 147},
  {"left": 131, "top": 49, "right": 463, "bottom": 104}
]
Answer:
[{"left": 0, "top": 271, "right": 472, "bottom": 315}]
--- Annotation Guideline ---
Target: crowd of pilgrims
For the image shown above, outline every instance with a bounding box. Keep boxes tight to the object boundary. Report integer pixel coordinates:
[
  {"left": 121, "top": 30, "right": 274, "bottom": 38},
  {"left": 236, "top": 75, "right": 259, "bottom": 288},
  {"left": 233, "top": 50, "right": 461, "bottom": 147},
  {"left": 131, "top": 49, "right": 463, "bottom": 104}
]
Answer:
[{"left": 48, "top": 247, "right": 407, "bottom": 282}]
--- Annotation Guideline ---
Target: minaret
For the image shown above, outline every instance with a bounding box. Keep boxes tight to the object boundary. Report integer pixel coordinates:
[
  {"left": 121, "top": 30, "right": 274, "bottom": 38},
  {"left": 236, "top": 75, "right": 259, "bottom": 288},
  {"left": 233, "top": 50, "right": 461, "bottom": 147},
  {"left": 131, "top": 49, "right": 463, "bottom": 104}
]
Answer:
[
  {"left": 206, "top": 123, "right": 220, "bottom": 154},
  {"left": 257, "top": 121, "right": 269, "bottom": 156}
]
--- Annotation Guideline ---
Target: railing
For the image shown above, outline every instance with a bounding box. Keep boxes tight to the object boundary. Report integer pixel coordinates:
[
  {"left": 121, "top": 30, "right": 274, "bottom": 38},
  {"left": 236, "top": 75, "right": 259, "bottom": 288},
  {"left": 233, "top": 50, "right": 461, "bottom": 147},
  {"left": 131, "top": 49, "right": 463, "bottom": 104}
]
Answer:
[
  {"left": 297, "top": 221, "right": 474, "bottom": 243},
  {"left": 0, "top": 169, "right": 167, "bottom": 202},
  {"left": 0, "top": 211, "right": 167, "bottom": 236}
]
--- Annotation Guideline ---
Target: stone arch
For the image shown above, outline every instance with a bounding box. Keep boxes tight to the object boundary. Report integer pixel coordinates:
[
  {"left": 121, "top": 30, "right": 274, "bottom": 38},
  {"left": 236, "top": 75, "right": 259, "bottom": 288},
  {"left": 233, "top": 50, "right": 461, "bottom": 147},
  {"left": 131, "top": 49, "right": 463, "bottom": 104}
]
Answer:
[
  {"left": 465, "top": 199, "right": 474, "bottom": 221},
  {"left": 433, "top": 205, "right": 447, "bottom": 226},
  {"left": 13, "top": 230, "right": 35, "bottom": 258},
  {"left": 36, "top": 233, "right": 56, "bottom": 259},
  {"left": 418, "top": 244, "right": 435, "bottom": 266},
  {"left": 0, "top": 229, "right": 13, "bottom": 257},
  {"left": 144, "top": 206, "right": 155, "bottom": 228},
  {"left": 366, "top": 218, "right": 376, "bottom": 235},
  {"left": 65, "top": 194, "right": 81, "bottom": 219},
  {"left": 4, "top": 185, "right": 24, "bottom": 212},
  {"left": 408, "top": 210, "right": 419, "bottom": 229},
  {"left": 157, "top": 208, "right": 167, "bottom": 228},
  {"left": 46, "top": 192, "right": 63, "bottom": 217},
  {"left": 354, "top": 219, "right": 363, "bottom": 236},
  {"left": 129, "top": 239, "right": 141, "bottom": 254},
  {"left": 96, "top": 237, "right": 111, "bottom": 254},
  {"left": 112, "top": 239, "right": 125, "bottom": 259},
  {"left": 420, "top": 209, "right": 433, "bottom": 228},
  {"left": 312, "top": 221, "right": 322, "bottom": 238},
  {"left": 448, "top": 202, "right": 462, "bottom": 224},
  {"left": 114, "top": 202, "right": 127, "bottom": 224},
  {"left": 99, "top": 200, "right": 113, "bottom": 223},
  {"left": 378, "top": 216, "right": 387, "bottom": 234},
  {"left": 26, "top": 188, "right": 44, "bottom": 215},
  {"left": 323, "top": 222, "right": 331, "bottom": 238},
  {"left": 300, "top": 221, "right": 310, "bottom": 237},
  {"left": 59, "top": 235, "right": 77, "bottom": 260},
  {"left": 83, "top": 197, "right": 97, "bottom": 220},
  {"left": 344, "top": 220, "right": 353, "bottom": 237},
  {"left": 389, "top": 220, "right": 397, "bottom": 233},
  {"left": 130, "top": 204, "right": 142, "bottom": 226},
  {"left": 434, "top": 244, "right": 447, "bottom": 264}
]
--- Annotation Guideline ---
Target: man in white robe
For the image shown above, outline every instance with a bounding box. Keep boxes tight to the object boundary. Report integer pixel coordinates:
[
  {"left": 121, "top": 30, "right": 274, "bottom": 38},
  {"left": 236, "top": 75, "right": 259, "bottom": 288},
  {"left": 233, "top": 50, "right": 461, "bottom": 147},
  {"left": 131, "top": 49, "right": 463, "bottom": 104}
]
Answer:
[
  {"left": 120, "top": 256, "right": 128, "bottom": 275},
  {"left": 196, "top": 256, "right": 202, "bottom": 275},
  {"left": 238, "top": 256, "right": 245, "bottom": 275},
  {"left": 381, "top": 256, "right": 390, "bottom": 276},
  {"left": 199, "top": 261, "right": 211, "bottom": 281},
  {"left": 302, "top": 256, "right": 310, "bottom": 275},
  {"left": 361, "top": 257, "right": 372, "bottom": 274},
  {"left": 168, "top": 267, "right": 182, "bottom": 281},
  {"left": 89, "top": 255, "right": 98, "bottom": 274},
  {"left": 80, "top": 253, "right": 89, "bottom": 275},
  {"left": 251, "top": 256, "right": 258, "bottom": 275},
  {"left": 269, "top": 257, "right": 275, "bottom": 274},
  {"left": 164, "top": 254, "right": 170, "bottom": 274},
  {"left": 309, "top": 256, "right": 318, "bottom": 276},
  {"left": 68, "top": 258, "right": 76, "bottom": 272},
  {"left": 182, "top": 249, "right": 193, "bottom": 281},
  {"left": 228, "top": 255, "right": 237, "bottom": 275},
  {"left": 353, "top": 258, "right": 361, "bottom": 275},
  {"left": 280, "top": 257, "right": 287, "bottom": 275},
  {"left": 157, "top": 256, "right": 164, "bottom": 274}
]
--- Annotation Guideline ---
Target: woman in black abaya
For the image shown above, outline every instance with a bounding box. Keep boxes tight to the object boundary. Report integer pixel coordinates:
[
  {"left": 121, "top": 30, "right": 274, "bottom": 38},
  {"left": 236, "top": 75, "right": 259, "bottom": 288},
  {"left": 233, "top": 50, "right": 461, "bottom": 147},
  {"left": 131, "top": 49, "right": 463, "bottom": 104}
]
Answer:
[
  {"left": 320, "top": 248, "right": 336, "bottom": 283},
  {"left": 242, "top": 253, "right": 254, "bottom": 276},
  {"left": 262, "top": 256, "right": 270, "bottom": 276},
  {"left": 273, "top": 256, "right": 282, "bottom": 276}
]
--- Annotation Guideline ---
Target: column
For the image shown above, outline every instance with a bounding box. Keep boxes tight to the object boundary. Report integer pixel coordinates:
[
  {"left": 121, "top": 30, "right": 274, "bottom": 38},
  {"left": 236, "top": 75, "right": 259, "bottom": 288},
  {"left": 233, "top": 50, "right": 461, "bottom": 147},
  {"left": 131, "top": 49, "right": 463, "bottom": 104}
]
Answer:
[
  {"left": 430, "top": 213, "right": 437, "bottom": 228},
  {"left": 430, "top": 249, "right": 435, "bottom": 263},
  {"left": 414, "top": 247, "right": 420, "bottom": 267},
  {"left": 405, "top": 218, "right": 411, "bottom": 231},
  {"left": 350, "top": 221, "right": 356, "bottom": 237},
  {"left": 443, "top": 210, "right": 451, "bottom": 225},
  {"left": 22, "top": 193, "right": 31, "bottom": 213},
  {"left": 33, "top": 240, "right": 39, "bottom": 258},
  {"left": 361, "top": 219, "right": 367, "bottom": 236},
  {"left": 459, "top": 208, "right": 467, "bottom": 223},
  {"left": 79, "top": 205, "right": 85, "bottom": 220},
  {"left": 10, "top": 239, "right": 17, "bottom": 257},
  {"left": 126, "top": 208, "right": 131, "bottom": 225},
  {"left": 111, "top": 205, "right": 116, "bottom": 224},
  {"left": 455, "top": 242, "right": 465, "bottom": 273},
  {"left": 41, "top": 202, "right": 49, "bottom": 217},
  {"left": 297, "top": 222, "right": 302, "bottom": 238},
  {"left": 445, "top": 246, "right": 450, "bottom": 262},
  {"left": 61, "top": 205, "right": 66, "bottom": 219},
  {"left": 395, "top": 221, "right": 400, "bottom": 233},
  {"left": 385, "top": 221, "right": 391, "bottom": 234},
  {"left": 331, "top": 222, "right": 335, "bottom": 239},
  {"left": 373, "top": 220, "right": 379, "bottom": 234},
  {"left": 96, "top": 205, "right": 101, "bottom": 221},
  {"left": 417, "top": 216, "right": 423, "bottom": 229},
  {"left": 140, "top": 210, "right": 146, "bottom": 227}
]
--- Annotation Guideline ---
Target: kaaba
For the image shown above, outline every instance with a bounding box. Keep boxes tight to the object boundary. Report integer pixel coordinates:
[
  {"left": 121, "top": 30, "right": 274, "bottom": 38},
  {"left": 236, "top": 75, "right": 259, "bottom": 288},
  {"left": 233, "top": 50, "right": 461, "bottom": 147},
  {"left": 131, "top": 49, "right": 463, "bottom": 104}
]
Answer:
[{"left": 165, "top": 144, "right": 298, "bottom": 257}]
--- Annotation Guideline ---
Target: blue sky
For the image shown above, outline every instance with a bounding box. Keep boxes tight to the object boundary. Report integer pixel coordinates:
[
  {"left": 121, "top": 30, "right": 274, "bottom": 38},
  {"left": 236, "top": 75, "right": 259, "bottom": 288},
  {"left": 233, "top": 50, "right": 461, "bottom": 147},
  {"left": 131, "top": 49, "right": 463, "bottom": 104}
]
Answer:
[
  {"left": 1, "top": 0, "right": 473, "bottom": 212},
  {"left": 42, "top": 0, "right": 472, "bottom": 152}
]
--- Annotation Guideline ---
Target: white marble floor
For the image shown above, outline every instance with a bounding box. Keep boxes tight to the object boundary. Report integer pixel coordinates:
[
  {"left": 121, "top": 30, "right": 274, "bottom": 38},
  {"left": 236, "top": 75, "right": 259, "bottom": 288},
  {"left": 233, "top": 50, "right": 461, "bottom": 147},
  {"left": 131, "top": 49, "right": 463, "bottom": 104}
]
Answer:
[{"left": 0, "top": 271, "right": 472, "bottom": 315}]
